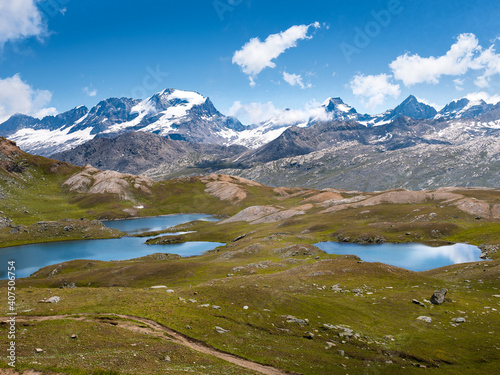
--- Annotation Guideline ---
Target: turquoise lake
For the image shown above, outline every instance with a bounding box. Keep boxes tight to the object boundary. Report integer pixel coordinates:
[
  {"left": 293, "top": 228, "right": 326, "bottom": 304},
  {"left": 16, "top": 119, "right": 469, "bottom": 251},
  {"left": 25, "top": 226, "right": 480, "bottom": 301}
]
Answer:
[
  {"left": 0, "top": 214, "right": 223, "bottom": 279},
  {"left": 315, "top": 242, "right": 484, "bottom": 272}
]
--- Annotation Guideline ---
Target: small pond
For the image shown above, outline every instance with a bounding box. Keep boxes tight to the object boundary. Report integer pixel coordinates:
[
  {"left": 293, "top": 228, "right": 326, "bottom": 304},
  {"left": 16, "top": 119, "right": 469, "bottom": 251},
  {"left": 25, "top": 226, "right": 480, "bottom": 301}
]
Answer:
[
  {"left": 315, "top": 242, "right": 485, "bottom": 272},
  {"left": 0, "top": 214, "right": 223, "bottom": 279}
]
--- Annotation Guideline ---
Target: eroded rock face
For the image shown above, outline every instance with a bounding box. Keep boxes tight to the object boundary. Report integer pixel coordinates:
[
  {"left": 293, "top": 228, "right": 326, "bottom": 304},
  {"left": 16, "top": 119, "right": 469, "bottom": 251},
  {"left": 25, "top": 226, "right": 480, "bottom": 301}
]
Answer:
[
  {"left": 201, "top": 174, "right": 264, "bottom": 203},
  {"left": 204, "top": 181, "right": 247, "bottom": 202},
  {"left": 62, "top": 164, "right": 153, "bottom": 200}
]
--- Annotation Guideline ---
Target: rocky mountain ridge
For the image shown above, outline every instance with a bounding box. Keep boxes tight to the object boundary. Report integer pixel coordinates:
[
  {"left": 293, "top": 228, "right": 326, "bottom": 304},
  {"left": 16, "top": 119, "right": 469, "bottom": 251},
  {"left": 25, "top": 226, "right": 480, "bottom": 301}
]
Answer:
[{"left": 1, "top": 88, "right": 499, "bottom": 156}]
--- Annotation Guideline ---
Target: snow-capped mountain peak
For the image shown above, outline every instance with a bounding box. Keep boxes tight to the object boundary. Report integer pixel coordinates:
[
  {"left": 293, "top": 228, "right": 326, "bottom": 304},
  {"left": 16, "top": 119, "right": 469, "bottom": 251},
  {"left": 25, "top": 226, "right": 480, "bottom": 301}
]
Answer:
[
  {"left": 436, "top": 98, "right": 493, "bottom": 120},
  {"left": 0, "top": 88, "right": 244, "bottom": 155},
  {"left": 321, "top": 97, "right": 357, "bottom": 115}
]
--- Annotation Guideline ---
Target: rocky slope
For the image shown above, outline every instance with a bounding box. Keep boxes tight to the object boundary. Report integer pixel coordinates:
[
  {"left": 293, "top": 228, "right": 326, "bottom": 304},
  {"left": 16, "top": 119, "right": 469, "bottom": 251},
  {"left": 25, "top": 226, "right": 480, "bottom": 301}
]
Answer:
[
  {"left": 144, "top": 116, "right": 500, "bottom": 191},
  {"left": 52, "top": 131, "right": 247, "bottom": 175}
]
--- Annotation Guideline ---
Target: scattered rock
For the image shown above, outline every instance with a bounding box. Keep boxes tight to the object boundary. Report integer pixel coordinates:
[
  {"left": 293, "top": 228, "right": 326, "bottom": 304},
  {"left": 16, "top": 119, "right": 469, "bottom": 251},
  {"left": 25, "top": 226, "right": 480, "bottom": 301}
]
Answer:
[
  {"left": 282, "top": 315, "right": 308, "bottom": 326},
  {"left": 338, "top": 328, "right": 354, "bottom": 338},
  {"left": 479, "top": 244, "right": 499, "bottom": 259},
  {"left": 412, "top": 299, "right": 426, "bottom": 307},
  {"left": 35, "top": 348, "right": 43, "bottom": 353},
  {"left": 212, "top": 305, "right": 221, "bottom": 309},
  {"left": 232, "top": 234, "right": 247, "bottom": 242},
  {"left": 199, "top": 304, "right": 210, "bottom": 308},
  {"left": 166, "top": 289, "right": 175, "bottom": 293},
  {"left": 417, "top": 316, "right": 432, "bottom": 323},
  {"left": 430, "top": 288, "right": 448, "bottom": 305},
  {"left": 243, "top": 305, "right": 249, "bottom": 310},
  {"left": 452, "top": 317, "right": 466, "bottom": 323},
  {"left": 384, "top": 335, "right": 395, "bottom": 341},
  {"left": 150, "top": 285, "right": 168, "bottom": 289},
  {"left": 71, "top": 334, "right": 78, "bottom": 339},
  {"left": 330, "top": 284, "right": 343, "bottom": 292},
  {"left": 0, "top": 216, "right": 13, "bottom": 229},
  {"left": 304, "top": 331, "right": 315, "bottom": 339},
  {"left": 325, "top": 342, "right": 336, "bottom": 349},
  {"left": 39, "top": 296, "right": 60, "bottom": 303},
  {"left": 215, "top": 326, "right": 229, "bottom": 334},
  {"left": 164, "top": 355, "right": 171, "bottom": 362}
]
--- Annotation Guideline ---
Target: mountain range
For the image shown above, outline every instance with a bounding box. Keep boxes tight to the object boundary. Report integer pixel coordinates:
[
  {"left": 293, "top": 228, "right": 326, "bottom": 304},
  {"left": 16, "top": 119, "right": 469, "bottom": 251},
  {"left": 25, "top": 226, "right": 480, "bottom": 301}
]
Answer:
[
  {"left": 2, "top": 88, "right": 500, "bottom": 191},
  {"left": 1, "top": 88, "right": 499, "bottom": 156}
]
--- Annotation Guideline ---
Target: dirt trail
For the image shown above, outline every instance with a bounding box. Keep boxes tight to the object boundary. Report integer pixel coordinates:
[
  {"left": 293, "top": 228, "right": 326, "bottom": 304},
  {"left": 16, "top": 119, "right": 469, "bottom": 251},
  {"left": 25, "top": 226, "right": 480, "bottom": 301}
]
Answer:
[{"left": 4, "top": 313, "right": 290, "bottom": 375}]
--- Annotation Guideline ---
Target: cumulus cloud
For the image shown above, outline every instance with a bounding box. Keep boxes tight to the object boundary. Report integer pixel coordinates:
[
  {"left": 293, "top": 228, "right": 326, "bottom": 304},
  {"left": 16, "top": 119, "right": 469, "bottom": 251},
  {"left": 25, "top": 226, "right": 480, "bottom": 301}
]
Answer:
[
  {"left": 390, "top": 33, "right": 480, "bottom": 86},
  {"left": 232, "top": 22, "right": 320, "bottom": 86},
  {"left": 0, "top": 0, "right": 46, "bottom": 46},
  {"left": 0, "top": 74, "right": 57, "bottom": 123},
  {"left": 349, "top": 73, "right": 400, "bottom": 110},
  {"left": 465, "top": 91, "right": 500, "bottom": 104},
  {"left": 83, "top": 86, "right": 97, "bottom": 97},
  {"left": 282, "top": 71, "right": 311, "bottom": 89},
  {"left": 473, "top": 45, "right": 500, "bottom": 88},
  {"left": 228, "top": 99, "right": 329, "bottom": 125},
  {"left": 389, "top": 33, "right": 500, "bottom": 88}
]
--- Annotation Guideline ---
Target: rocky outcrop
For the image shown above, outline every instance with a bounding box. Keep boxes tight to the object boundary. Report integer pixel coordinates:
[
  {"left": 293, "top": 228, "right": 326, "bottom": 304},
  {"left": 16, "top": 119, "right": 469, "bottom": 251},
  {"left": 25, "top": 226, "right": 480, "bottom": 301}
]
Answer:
[
  {"left": 202, "top": 174, "right": 263, "bottom": 203},
  {"left": 320, "top": 188, "right": 500, "bottom": 219},
  {"left": 62, "top": 164, "right": 153, "bottom": 200},
  {"left": 0, "top": 216, "right": 13, "bottom": 229},
  {"left": 219, "top": 206, "right": 280, "bottom": 224}
]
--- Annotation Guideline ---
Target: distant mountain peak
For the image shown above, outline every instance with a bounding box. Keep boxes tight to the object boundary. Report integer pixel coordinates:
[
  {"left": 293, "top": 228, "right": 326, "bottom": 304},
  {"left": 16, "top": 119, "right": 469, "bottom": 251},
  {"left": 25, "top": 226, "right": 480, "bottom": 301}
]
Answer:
[
  {"left": 388, "top": 95, "right": 437, "bottom": 120},
  {"left": 437, "top": 97, "right": 493, "bottom": 120}
]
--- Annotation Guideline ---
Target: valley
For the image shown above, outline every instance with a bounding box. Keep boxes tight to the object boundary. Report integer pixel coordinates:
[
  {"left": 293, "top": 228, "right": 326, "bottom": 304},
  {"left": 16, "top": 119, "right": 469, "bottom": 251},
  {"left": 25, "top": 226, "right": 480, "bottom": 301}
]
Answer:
[{"left": 0, "top": 137, "right": 499, "bottom": 374}]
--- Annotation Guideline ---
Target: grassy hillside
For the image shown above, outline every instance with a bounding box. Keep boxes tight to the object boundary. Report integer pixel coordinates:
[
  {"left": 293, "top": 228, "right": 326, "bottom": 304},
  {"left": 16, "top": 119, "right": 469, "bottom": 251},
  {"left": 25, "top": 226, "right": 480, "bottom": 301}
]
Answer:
[{"left": 0, "top": 137, "right": 499, "bottom": 374}]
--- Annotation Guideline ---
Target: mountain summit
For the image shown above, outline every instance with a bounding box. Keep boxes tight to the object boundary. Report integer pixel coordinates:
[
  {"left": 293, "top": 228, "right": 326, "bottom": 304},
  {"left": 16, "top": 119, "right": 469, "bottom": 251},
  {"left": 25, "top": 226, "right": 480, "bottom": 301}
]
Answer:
[
  {"left": 0, "top": 89, "right": 244, "bottom": 156},
  {"left": 1, "top": 89, "right": 499, "bottom": 156}
]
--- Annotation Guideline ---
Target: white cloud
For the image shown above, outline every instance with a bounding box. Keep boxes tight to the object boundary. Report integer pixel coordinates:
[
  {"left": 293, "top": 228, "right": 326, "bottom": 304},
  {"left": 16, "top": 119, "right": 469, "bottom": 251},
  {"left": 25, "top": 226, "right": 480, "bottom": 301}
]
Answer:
[
  {"left": 473, "top": 45, "right": 500, "bottom": 88},
  {"left": 390, "top": 33, "right": 480, "bottom": 86},
  {"left": 389, "top": 33, "right": 500, "bottom": 88},
  {"left": 282, "top": 71, "right": 311, "bottom": 89},
  {"left": 454, "top": 78, "right": 464, "bottom": 91},
  {"left": 0, "top": 74, "right": 57, "bottom": 123},
  {"left": 464, "top": 91, "right": 500, "bottom": 104},
  {"left": 232, "top": 22, "right": 320, "bottom": 86},
  {"left": 349, "top": 73, "right": 400, "bottom": 110},
  {"left": 83, "top": 86, "right": 97, "bottom": 97},
  {"left": 0, "top": 0, "right": 46, "bottom": 46},
  {"left": 228, "top": 99, "right": 329, "bottom": 125}
]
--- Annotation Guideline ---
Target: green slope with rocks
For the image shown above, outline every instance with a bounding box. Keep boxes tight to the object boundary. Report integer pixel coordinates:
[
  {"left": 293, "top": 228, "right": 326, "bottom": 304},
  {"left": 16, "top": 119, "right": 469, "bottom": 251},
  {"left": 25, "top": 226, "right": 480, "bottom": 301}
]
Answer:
[{"left": 0, "top": 137, "right": 499, "bottom": 374}]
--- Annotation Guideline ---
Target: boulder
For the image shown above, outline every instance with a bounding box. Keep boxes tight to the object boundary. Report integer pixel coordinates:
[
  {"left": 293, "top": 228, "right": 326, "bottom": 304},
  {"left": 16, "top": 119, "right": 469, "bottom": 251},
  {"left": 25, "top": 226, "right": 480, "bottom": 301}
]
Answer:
[
  {"left": 417, "top": 316, "right": 432, "bottom": 323},
  {"left": 430, "top": 288, "right": 448, "bottom": 305}
]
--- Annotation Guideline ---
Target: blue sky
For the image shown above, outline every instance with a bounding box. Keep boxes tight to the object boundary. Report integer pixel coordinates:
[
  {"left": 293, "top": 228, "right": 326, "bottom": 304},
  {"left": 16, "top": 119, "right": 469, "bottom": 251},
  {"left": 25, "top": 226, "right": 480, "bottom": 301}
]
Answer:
[{"left": 1, "top": 0, "right": 500, "bottom": 124}]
